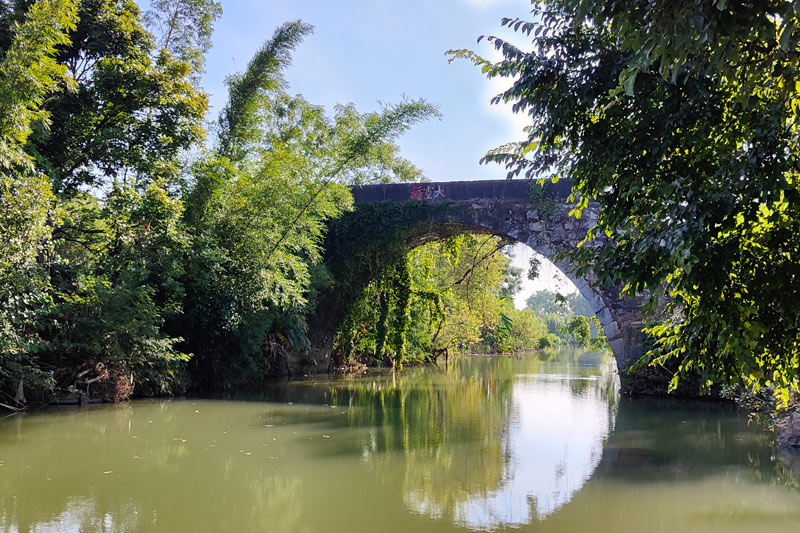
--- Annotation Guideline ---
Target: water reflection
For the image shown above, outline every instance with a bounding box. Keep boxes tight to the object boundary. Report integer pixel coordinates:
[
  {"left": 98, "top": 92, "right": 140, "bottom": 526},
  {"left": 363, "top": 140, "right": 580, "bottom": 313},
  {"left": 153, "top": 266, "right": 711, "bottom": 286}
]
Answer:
[
  {"left": 265, "top": 352, "right": 619, "bottom": 530},
  {"left": 453, "top": 372, "right": 615, "bottom": 529},
  {"left": 0, "top": 400, "right": 309, "bottom": 533},
  {"left": 358, "top": 355, "right": 619, "bottom": 530},
  {"left": 1, "top": 351, "right": 799, "bottom": 533}
]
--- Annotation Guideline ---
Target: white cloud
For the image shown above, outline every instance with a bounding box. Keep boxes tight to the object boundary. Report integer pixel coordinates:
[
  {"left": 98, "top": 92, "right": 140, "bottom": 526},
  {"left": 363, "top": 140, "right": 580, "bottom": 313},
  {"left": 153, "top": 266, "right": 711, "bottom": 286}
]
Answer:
[{"left": 484, "top": 46, "right": 532, "bottom": 145}]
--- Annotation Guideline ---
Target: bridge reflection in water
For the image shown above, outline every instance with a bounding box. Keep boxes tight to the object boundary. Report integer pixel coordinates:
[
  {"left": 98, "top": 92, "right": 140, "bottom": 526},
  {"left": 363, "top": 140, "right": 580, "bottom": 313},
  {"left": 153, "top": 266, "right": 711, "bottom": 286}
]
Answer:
[
  {"left": 448, "top": 370, "right": 615, "bottom": 528},
  {"left": 2, "top": 352, "right": 799, "bottom": 533},
  {"left": 264, "top": 351, "right": 620, "bottom": 529}
]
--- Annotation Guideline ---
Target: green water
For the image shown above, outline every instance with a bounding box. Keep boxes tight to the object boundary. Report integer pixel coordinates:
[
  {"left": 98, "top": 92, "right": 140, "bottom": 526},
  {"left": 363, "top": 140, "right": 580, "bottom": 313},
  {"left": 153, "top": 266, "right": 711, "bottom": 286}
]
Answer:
[{"left": 1, "top": 352, "right": 799, "bottom": 532}]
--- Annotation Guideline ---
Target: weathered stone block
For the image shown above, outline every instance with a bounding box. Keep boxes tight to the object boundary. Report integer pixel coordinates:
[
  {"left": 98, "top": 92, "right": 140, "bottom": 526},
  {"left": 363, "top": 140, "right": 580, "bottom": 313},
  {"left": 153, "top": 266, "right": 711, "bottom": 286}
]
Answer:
[{"left": 778, "top": 412, "right": 800, "bottom": 448}]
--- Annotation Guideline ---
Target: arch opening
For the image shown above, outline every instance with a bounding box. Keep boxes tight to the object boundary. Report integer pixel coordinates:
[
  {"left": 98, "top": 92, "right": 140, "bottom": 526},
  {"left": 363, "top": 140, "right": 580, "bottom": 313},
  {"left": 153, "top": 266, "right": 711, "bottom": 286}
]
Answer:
[
  {"left": 303, "top": 183, "right": 646, "bottom": 378},
  {"left": 316, "top": 214, "right": 619, "bottom": 372},
  {"left": 397, "top": 221, "right": 626, "bottom": 365},
  {"left": 505, "top": 243, "right": 612, "bottom": 357}
]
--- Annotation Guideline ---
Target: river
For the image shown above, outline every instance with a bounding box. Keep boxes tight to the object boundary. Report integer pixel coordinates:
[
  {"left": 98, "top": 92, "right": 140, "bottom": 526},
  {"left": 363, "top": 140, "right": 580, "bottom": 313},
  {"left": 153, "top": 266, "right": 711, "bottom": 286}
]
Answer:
[{"left": 1, "top": 351, "right": 799, "bottom": 532}]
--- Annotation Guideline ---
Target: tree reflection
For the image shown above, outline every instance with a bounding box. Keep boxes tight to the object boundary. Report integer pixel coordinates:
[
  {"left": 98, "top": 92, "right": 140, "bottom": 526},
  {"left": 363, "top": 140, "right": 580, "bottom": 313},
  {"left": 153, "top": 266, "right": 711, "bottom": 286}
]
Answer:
[
  {"left": 301, "top": 354, "right": 619, "bottom": 529},
  {"left": 0, "top": 352, "right": 621, "bottom": 533}
]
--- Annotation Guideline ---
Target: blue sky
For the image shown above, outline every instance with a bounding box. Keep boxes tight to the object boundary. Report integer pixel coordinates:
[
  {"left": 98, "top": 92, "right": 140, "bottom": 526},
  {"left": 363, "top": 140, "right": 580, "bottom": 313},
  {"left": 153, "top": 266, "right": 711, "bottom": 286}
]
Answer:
[{"left": 200, "top": 0, "right": 534, "bottom": 181}]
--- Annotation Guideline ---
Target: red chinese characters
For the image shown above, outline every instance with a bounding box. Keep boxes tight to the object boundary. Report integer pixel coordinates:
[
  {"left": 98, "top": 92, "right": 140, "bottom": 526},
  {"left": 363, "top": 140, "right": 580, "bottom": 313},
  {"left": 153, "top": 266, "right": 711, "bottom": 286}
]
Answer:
[{"left": 410, "top": 184, "right": 446, "bottom": 200}]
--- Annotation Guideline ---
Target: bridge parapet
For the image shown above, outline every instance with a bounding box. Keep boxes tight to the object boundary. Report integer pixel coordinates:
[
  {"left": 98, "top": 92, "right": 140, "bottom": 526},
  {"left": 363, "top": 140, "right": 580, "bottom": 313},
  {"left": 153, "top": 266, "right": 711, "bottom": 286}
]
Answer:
[{"left": 351, "top": 179, "right": 573, "bottom": 204}]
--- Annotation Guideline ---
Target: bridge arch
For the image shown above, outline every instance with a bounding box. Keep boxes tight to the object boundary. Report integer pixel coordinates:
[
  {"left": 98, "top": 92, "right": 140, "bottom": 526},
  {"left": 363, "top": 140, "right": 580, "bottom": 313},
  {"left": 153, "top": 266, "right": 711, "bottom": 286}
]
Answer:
[{"left": 305, "top": 180, "right": 644, "bottom": 376}]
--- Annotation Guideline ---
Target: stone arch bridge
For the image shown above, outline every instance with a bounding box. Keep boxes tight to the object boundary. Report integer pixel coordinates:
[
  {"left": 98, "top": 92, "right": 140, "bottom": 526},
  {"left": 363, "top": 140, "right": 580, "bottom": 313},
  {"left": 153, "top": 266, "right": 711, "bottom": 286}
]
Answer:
[{"left": 304, "top": 179, "right": 645, "bottom": 377}]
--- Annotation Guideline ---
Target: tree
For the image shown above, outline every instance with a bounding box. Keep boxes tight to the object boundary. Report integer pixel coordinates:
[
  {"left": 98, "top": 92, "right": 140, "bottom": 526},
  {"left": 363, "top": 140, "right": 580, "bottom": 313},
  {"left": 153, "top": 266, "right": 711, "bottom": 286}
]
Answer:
[
  {"left": 526, "top": 290, "right": 567, "bottom": 317},
  {"left": 0, "top": 4, "right": 436, "bottom": 399},
  {"left": 337, "top": 233, "right": 551, "bottom": 365},
  {"left": 453, "top": 1, "right": 800, "bottom": 400},
  {"left": 43, "top": 179, "right": 193, "bottom": 398},
  {"left": 410, "top": 235, "right": 513, "bottom": 357},
  {"left": 6, "top": 0, "right": 209, "bottom": 194},
  {"left": 182, "top": 22, "right": 437, "bottom": 387},
  {"left": 526, "top": 290, "right": 591, "bottom": 318},
  {"left": 567, "top": 316, "right": 591, "bottom": 348},
  {"left": 145, "top": 0, "right": 222, "bottom": 75},
  {"left": 503, "top": 307, "right": 547, "bottom": 352},
  {"left": 0, "top": 0, "right": 78, "bottom": 397},
  {"left": 499, "top": 260, "right": 523, "bottom": 299},
  {"left": 1, "top": 0, "right": 211, "bottom": 401}
]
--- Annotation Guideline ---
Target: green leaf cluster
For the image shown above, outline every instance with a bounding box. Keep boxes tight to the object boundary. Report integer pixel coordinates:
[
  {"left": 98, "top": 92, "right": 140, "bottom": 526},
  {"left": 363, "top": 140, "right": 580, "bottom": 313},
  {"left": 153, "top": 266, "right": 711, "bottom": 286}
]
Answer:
[
  {"left": 0, "top": 3, "right": 435, "bottom": 401},
  {"left": 336, "top": 233, "right": 552, "bottom": 365},
  {"left": 456, "top": 0, "right": 800, "bottom": 399},
  {"left": 525, "top": 290, "right": 605, "bottom": 349},
  {"left": 182, "top": 22, "right": 437, "bottom": 388}
]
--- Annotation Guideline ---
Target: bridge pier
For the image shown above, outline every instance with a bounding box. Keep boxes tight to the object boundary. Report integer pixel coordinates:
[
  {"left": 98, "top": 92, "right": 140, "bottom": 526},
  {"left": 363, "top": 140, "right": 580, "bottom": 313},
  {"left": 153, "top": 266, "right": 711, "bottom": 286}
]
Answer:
[{"left": 566, "top": 269, "right": 645, "bottom": 373}]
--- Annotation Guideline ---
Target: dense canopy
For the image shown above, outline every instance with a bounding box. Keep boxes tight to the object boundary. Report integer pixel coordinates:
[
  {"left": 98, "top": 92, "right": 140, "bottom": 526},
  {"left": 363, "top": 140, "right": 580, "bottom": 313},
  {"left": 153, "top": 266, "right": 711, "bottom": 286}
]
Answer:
[{"left": 452, "top": 0, "right": 800, "bottom": 400}]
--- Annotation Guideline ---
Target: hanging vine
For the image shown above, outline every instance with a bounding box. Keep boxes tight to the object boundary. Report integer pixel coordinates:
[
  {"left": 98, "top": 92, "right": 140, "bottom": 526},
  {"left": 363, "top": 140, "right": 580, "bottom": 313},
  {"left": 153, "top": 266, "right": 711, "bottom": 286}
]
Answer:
[
  {"left": 323, "top": 200, "right": 549, "bottom": 369},
  {"left": 374, "top": 279, "right": 391, "bottom": 361},
  {"left": 389, "top": 255, "right": 411, "bottom": 367}
]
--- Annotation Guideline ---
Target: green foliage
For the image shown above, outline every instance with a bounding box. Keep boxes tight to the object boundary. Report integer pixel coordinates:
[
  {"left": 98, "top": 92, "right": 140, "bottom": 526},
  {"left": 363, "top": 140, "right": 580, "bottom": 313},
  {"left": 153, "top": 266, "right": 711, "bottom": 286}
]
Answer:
[
  {"left": 527, "top": 179, "right": 556, "bottom": 216},
  {"left": 483, "top": 311, "right": 514, "bottom": 352},
  {"left": 499, "top": 260, "right": 523, "bottom": 299},
  {"left": 4, "top": 0, "right": 208, "bottom": 401},
  {"left": 538, "top": 336, "right": 553, "bottom": 350},
  {"left": 526, "top": 290, "right": 605, "bottom": 349},
  {"left": 527, "top": 254, "right": 541, "bottom": 281},
  {"left": 455, "top": 0, "right": 800, "bottom": 400},
  {"left": 0, "top": 0, "right": 77, "bottom": 169},
  {"left": 0, "top": 3, "right": 434, "bottom": 402},
  {"left": 145, "top": 0, "right": 222, "bottom": 75},
  {"left": 218, "top": 20, "right": 313, "bottom": 160},
  {"left": 0, "top": 0, "right": 78, "bottom": 397},
  {"left": 182, "top": 21, "right": 436, "bottom": 388},
  {"left": 324, "top": 201, "right": 457, "bottom": 272},
  {"left": 721, "top": 384, "right": 799, "bottom": 435},
  {"left": 526, "top": 289, "right": 592, "bottom": 318},
  {"left": 567, "top": 316, "right": 592, "bottom": 348},
  {"left": 15, "top": 0, "right": 209, "bottom": 193},
  {"left": 0, "top": 0, "right": 76, "bottom": 288},
  {"left": 311, "top": 357, "right": 520, "bottom": 518},
  {"left": 46, "top": 273, "right": 190, "bottom": 397},
  {"left": 368, "top": 257, "right": 412, "bottom": 366},
  {"left": 335, "top": 232, "right": 551, "bottom": 365},
  {"left": 41, "top": 179, "right": 192, "bottom": 397}
]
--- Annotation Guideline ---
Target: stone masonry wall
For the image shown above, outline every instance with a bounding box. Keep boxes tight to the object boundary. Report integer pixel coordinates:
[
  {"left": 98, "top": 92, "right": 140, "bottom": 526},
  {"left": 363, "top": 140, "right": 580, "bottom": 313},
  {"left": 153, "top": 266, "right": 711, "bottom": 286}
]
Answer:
[{"left": 350, "top": 180, "right": 646, "bottom": 373}]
